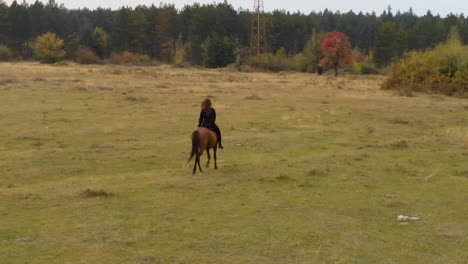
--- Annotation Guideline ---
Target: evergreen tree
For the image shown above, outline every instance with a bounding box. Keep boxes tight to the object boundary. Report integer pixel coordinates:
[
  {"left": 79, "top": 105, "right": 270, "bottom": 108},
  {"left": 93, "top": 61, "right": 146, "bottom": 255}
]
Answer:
[
  {"left": 0, "top": 0, "right": 9, "bottom": 44},
  {"left": 111, "top": 7, "right": 132, "bottom": 51},
  {"left": 202, "top": 33, "right": 235, "bottom": 68},
  {"left": 8, "top": 1, "right": 30, "bottom": 46},
  {"left": 91, "top": 27, "right": 109, "bottom": 58},
  {"left": 29, "top": 1, "right": 47, "bottom": 37},
  {"left": 375, "top": 22, "right": 399, "bottom": 67},
  {"left": 129, "top": 7, "right": 148, "bottom": 53},
  {"left": 154, "top": 5, "right": 177, "bottom": 62},
  {"left": 446, "top": 26, "right": 463, "bottom": 46},
  {"left": 303, "top": 28, "right": 324, "bottom": 72},
  {"left": 0, "top": 1, "right": 464, "bottom": 67}
]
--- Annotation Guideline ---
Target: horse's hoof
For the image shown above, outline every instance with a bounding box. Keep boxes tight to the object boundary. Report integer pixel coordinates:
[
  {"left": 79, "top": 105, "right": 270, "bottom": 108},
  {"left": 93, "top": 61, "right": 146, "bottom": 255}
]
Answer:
[{"left": 215, "top": 167, "right": 218, "bottom": 170}]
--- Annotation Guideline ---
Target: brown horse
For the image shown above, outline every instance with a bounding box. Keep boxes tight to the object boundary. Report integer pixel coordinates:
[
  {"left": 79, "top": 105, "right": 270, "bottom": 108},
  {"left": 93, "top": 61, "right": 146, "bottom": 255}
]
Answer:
[{"left": 188, "top": 127, "right": 218, "bottom": 174}]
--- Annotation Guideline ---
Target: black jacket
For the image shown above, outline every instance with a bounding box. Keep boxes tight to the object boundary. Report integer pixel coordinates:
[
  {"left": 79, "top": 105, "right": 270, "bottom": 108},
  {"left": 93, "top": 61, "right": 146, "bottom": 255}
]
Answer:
[{"left": 198, "top": 107, "right": 216, "bottom": 127}]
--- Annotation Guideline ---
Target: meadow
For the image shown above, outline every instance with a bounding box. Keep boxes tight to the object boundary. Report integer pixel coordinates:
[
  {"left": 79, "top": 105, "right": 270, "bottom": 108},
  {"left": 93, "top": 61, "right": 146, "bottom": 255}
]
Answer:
[{"left": 0, "top": 63, "right": 467, "bottom": 263}]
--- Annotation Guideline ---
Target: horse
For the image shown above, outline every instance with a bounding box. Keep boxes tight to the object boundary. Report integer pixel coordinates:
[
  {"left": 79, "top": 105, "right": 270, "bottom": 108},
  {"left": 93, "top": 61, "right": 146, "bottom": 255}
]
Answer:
[{"left": 188, "top": 127, "right": 218, "bottom": 175}]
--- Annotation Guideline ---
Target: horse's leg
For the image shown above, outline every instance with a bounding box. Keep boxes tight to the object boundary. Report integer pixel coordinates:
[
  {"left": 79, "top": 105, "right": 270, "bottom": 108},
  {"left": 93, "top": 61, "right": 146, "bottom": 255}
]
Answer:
[
  {"left": 214, "top": 147, "right": 218, "bottom": 170},
  {"left": 192, "top": 152, "right": 198, "bottom": 175},
  {"left": 197, "top": 149, "right": 204, "bottom": 173},
  {"left": 197, "top": 155, "right": 203, "bottom": 173},
  {"left": 206, "top": 149, "right": 211, "bottom": 168}
]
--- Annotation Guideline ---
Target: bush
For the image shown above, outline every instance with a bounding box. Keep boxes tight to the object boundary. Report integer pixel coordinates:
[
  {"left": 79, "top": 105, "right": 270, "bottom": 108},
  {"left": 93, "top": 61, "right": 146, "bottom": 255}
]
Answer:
[
  {"left": 64, "top": 36, "right": 81, "bottom": 60},
  {"left": 354, "top": 62, "right": 380, "bottom": 75},
  {"left": 136, "top": 54, "right": 151, "bottom": 64},
  {"left": 33, "top": 32, "right": 66, "bottom": 63},
  {"left": 247, "top": 48, "right": 294, "bottom": 72},
  {"left": 121, "top": 51, "right": 138, "bottom": 64},
  {"left": 0, "top": 45, "right": 12, "bottom": 61},
  {"left": 108, "top": 51, "right": 152, "bottom": 65},
  {"left": 293, "top": 52, "right": 308, "bottom": 72},
  {"left": 382, "top": 44, "right": 468, "bottom": 97},
  {"left": 75, "top": 46, "right": 99, "bottom": 64}
]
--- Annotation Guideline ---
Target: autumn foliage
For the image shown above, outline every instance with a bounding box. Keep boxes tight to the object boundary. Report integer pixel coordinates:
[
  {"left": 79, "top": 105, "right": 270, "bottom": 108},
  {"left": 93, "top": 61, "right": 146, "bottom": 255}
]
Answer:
[
  {"left": 320, "top": 32, "right": 353, "bottom": 76},
  {"left": 382, "top": 27, "right": 468, "bottom": 97},
  {"left": 33, "top": 32, "right": 66, "bottom": 63}
]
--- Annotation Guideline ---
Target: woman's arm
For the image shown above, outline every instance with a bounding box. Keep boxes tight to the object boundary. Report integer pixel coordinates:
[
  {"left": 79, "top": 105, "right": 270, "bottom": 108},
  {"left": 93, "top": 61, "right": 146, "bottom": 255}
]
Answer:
[{"left": 198, "top": 110, "right": 204, "bottom": 127}]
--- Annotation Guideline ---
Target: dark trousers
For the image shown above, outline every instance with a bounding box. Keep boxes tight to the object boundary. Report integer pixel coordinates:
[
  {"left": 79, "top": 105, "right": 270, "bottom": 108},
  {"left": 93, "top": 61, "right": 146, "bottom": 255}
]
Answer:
[{"left": 204, "top": 123, "right": 222, "bottom": 144}]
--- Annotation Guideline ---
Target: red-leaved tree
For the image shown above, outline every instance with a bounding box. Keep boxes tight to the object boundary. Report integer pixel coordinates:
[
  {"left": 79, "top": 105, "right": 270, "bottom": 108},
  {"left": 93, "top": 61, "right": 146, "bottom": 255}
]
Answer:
[{"left": 320, "top": 32, "right": 353, "bottom": 76}]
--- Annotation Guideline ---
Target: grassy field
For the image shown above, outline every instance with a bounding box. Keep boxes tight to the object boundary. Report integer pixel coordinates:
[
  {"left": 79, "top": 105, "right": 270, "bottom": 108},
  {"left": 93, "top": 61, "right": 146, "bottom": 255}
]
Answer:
[{"left": 0, "top": 62, "right": 467, "bottom": 263}]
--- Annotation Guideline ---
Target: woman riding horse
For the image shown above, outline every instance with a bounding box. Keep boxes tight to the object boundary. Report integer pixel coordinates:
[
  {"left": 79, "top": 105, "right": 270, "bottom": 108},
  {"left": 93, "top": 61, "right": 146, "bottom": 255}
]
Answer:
[{"left": 198, "top": 98, "right": 224, "bottom": 149}]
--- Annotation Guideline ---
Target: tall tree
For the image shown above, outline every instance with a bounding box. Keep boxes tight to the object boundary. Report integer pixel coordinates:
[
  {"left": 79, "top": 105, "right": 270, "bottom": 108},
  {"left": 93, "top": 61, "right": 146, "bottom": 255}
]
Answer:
[
  {"left": 111, "top": 7, "right": 132, "bottom": 51},
  {"left": 0, "top": 0, "right": 9, "bottom": 44},
  {"left": 129, "top": 7, "right": 148, "bottom": 53},
  {"left": 91, "top": 27, "right": 109, "bottom": 58},
  {"left": 320, "top": 32, "right": 353, "bottom": 76},
  {"left": 202, "top": 32, "right": 235, "bottom": 68},
  {"left": 154, "top": 5, "right": 177, "bottom": 62},
  {"left": 303, "top": 28, "right": 324, "bottom": 72},
  {"left": 375, "top": 22, "right": 406, "bottom": 67},
  {"left": 8, "top": 1, "right": 30, "bottom": 46},
  {"left": 446, "top": 26, "right": 462, "bottom": 46},
  {"left": 29, "top": 1, "right": 47, "bottom": 37}
]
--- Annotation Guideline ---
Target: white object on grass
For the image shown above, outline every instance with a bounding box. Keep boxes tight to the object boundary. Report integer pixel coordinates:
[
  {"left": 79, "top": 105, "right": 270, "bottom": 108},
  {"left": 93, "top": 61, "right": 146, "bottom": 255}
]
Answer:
[{"left": 397, "top": 215, "right": 420, "bottom": 221}]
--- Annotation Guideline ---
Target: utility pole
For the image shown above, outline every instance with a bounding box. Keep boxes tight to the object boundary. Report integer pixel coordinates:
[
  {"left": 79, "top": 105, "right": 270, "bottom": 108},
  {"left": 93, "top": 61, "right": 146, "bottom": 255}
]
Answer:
[{"left": 250, "top": 0, "right": 267, "bottom": 56}]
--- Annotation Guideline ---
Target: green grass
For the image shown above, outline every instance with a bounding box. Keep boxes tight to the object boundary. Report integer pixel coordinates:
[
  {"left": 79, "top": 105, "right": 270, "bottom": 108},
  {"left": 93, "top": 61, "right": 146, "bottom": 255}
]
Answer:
[{"left": 0, "top": 62, "right": 467, "bottom": 263}]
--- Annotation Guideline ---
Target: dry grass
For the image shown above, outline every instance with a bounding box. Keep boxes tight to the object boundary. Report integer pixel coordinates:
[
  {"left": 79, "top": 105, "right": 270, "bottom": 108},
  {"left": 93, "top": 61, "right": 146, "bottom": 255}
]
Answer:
[{"left": 0, "top": 62, "right": 467, "bottom": 263}]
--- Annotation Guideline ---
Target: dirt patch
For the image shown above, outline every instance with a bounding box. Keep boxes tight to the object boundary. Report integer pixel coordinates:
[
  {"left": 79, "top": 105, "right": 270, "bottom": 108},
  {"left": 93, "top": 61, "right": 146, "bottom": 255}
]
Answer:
[
  {"left": 389, "top": 140, "right": 409, "bottom": 149},
  {"left": 244, "top": 94, "right": 262, "bottom": 100},
  {"left": 275, "top": 174, "right": 295, "bottom": 182},
  {"left": 307, "top": 168, "right": 330, "bottom": 177},
  {"left": 0, "top": 79, "right": 18, "bottom": 86},
  {"left": 126, "top": 96, "right": 150, "bottom": 103},
  {"left": 80, "top": 189, "right": 114, "bottom": 198},
  {"left": 389, "top": 119, "right": 411, "bottom": 125}
]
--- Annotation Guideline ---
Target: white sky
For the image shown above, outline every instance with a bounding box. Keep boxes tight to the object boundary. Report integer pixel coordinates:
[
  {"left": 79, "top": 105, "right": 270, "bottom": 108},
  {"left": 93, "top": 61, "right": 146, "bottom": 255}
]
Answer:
[{"left": 4, "top": 0, "right": 468, "bottom": 16}]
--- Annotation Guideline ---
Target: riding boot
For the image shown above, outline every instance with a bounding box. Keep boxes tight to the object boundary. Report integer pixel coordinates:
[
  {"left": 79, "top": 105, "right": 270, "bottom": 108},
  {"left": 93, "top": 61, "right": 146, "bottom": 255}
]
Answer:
[{"left": 213, "top": 124, "right": 224, "bottom": 149}]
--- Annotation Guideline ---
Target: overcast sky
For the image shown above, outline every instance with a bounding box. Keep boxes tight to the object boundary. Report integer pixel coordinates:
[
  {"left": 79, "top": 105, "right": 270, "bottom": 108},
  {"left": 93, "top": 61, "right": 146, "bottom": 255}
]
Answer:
[{"left": 4, "top": 0, "right": 468, "bottom": 16}]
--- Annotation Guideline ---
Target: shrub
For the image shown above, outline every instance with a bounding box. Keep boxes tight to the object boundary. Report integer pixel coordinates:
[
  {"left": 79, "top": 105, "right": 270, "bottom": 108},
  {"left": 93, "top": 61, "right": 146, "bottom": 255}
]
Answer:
[
  {"left": 247, "top": 48, "right": 294, "bottom": 72},
  {"left": 121, "top": 51, "right": 138, "bottom": 64},
  {"left": 354, "top": 62, "right": 380, "bottom": 75},
  {"left": 382, "top": 44, "right": 468, "bottom": 97},
  {"left": 293, "top": 52, "right": 308, "bottom": 72},
  {"left": 75, "top": 46, "right": 99, "bottom": 64},
  {"left": 108, "top": 51, "right": 152, "bottom": 65},
  {"left": 0, "top": 44, "right": 12, "bottom": 61},
  {"left": 303, "top": 28, "right": 325, "bottom": 73},
  {"left": 33, "top": 32, "right": 66, "bottom": 63},
  {"left": 136, "top": 54, "right": 151, "bottom": 64},
  {"left": 175, "top": 43, "right": 190, "bottom": 67}
]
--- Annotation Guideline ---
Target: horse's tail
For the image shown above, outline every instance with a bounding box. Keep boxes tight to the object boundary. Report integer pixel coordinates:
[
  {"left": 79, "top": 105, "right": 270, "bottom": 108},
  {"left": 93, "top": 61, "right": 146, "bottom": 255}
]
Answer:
[{"left": 188, "top": 130, "right": 199, "bottom": 163}]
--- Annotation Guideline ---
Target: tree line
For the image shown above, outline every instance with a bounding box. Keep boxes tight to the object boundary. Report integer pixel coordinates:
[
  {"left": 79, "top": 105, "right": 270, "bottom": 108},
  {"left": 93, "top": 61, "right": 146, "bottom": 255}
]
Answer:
[{"left": 0, "top": 0, "right": 467, "bottom": 67}]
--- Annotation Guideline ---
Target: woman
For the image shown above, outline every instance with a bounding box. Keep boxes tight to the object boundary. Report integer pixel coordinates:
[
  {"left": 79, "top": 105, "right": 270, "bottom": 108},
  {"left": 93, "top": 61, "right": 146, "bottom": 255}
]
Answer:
[{"left": 198, "top": 98, "right": 224, "bottom": 149}]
